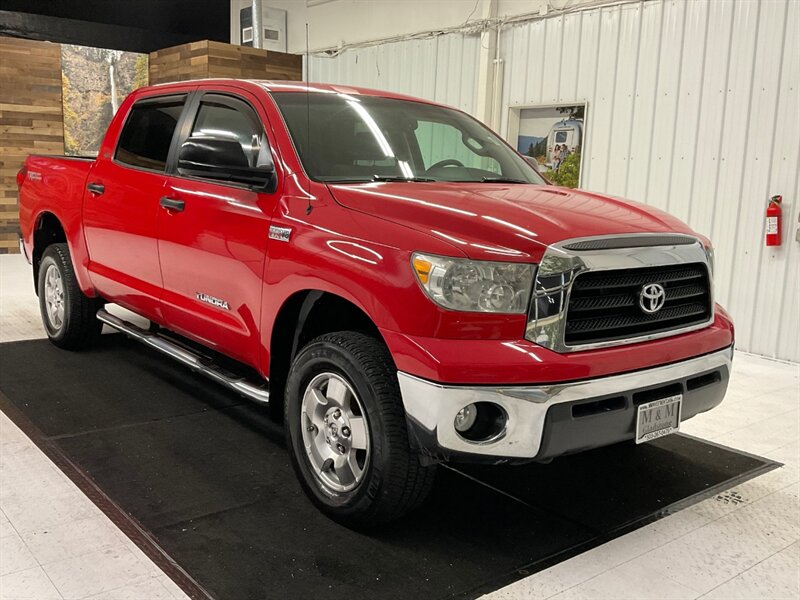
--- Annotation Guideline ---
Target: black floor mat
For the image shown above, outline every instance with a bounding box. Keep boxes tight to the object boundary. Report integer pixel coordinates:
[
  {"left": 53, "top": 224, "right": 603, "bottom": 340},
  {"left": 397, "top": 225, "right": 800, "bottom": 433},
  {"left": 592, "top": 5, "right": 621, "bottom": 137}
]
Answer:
[{"left": 0, "top": 336, "right": 777, "bottom": 600}]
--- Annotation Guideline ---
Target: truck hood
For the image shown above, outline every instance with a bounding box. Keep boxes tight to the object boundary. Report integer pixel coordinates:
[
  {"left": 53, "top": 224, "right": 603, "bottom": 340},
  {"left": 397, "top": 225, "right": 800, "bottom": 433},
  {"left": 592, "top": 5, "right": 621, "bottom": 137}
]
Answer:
[{"left": 327, "top": 182, "right": 696, "bottom": 261}]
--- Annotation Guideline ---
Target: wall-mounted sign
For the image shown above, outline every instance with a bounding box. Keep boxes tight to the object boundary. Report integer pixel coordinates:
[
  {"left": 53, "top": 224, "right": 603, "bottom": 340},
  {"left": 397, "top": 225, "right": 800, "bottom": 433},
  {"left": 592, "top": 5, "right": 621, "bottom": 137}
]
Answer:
[{"left": 507, "top": 103, "right": 587, "bottom": 189}]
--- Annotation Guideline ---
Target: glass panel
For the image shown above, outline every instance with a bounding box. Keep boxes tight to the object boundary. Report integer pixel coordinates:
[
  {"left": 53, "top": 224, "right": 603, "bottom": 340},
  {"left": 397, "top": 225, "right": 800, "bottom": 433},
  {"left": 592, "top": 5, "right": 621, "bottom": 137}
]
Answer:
[
  {"left": 190, "top": 94, "right": 269, "bottom": 169},
  {"left": 272, "top": 92, "right": 544, "bottom": 184},
  {"left": 115, "top": 97, "right": 185, "bottom": 171},
  {"left": 415, "top": 121, "right": 501, "bottom": 174}
]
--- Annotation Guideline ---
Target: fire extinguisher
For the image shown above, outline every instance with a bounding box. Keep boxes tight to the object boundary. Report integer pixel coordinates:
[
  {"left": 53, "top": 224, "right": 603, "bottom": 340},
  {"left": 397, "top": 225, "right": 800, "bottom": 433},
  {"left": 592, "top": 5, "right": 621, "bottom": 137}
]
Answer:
[{"left": 766, "top": 195, "right": 782, "bottom": 246}]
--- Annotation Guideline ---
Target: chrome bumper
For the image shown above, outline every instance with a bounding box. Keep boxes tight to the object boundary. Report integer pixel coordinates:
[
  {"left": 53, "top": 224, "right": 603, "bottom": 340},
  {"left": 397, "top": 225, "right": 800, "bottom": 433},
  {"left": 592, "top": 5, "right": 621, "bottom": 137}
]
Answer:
[{"left": 397, "top": 346, "right": 733, "bottom": 461}]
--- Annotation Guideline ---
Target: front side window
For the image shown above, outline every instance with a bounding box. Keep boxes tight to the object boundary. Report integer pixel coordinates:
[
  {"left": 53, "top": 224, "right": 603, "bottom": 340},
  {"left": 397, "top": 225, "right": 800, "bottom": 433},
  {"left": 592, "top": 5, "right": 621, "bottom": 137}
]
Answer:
[
  {"left": 116, "top": 96, "right": 186, "bottom": 171},
  {"left": 189, "top": 94, "right": 270, "bottom": 170},
  {"left": 271, "top": 92, "right": 544, "bottom": 184}
]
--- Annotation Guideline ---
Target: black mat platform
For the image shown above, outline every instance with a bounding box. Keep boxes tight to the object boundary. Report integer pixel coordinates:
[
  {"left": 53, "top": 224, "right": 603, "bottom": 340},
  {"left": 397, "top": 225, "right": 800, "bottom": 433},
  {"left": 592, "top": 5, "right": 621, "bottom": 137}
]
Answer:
[{"left": 0, "top": 336, "right": 777, "bottom": 600}]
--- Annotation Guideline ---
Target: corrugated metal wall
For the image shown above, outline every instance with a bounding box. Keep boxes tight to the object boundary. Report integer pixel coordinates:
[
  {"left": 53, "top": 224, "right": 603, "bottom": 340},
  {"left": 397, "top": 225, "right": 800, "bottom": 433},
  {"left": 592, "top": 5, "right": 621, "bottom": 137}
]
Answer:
[
  {"left": 306, "top": 0, "right": 799, "bottom": 362},
  {"left": 307, "top": 33, "right": 481, "bottom": 115},
  {"left": 500, "top": 0, "right": 799, "bottom": 362}
]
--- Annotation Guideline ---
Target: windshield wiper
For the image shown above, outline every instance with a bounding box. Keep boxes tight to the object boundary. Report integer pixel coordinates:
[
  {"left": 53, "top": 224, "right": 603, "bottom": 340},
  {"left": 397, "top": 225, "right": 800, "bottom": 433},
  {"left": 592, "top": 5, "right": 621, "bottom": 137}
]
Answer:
[
  {"left": 322, "top": 175, "right": 436, "bottom": 184},
  {"left": 322, "top": 178, "right": 373, "bottom": 184},
  {"left": 479, "top": 177, "right": 528, "bottom": 184},
  {"left": 371, "top": 175, "right": 436, "bottom": 182}
]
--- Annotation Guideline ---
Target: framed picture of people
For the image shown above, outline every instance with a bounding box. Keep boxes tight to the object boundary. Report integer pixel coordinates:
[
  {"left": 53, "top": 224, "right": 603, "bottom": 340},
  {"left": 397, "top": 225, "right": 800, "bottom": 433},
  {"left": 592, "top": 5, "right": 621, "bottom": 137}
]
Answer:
[{"left": 506, "top": 103, "right": 587, "bottom": 189}]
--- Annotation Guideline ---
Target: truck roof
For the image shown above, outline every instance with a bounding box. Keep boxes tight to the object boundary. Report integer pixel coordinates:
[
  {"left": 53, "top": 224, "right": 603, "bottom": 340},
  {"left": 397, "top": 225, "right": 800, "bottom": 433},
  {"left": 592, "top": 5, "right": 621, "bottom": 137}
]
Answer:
[{"left": 144, "top": 78, "right": 444, "bottom": 107}]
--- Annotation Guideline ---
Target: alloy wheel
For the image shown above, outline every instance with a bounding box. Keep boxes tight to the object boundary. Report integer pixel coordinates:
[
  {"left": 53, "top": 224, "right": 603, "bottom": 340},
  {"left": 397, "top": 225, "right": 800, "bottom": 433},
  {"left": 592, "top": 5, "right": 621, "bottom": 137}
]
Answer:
[
  {"left": 44, "top": 264, "right": 65, "bottom": 331},
  {"left": 300, "top": 372, "right": 370, "bottom": 493}
]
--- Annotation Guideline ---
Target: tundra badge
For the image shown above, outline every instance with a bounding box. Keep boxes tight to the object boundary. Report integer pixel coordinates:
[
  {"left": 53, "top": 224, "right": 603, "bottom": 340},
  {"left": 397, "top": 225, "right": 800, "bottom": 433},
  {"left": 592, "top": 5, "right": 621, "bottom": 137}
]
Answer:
[{"left": 196, "top": 292, "right": 229, "bottom": 310}]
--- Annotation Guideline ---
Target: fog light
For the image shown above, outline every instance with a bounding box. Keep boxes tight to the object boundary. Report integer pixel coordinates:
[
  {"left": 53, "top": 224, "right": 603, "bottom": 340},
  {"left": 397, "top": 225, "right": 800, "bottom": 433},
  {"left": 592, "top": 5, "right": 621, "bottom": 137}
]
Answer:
[
  {"left": 454, "top": 404, "right": 478, "bottom": 432},
  {"left": 453, "top": 402, "right": 508, "bottom": 443}
]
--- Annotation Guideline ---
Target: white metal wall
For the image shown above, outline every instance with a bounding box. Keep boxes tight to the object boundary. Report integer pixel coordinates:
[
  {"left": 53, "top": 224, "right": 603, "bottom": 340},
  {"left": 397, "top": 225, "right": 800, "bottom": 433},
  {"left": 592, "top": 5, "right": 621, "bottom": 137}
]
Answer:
[
  {"left": 500, "top": 0, "right": 799, "bottom": 362},
  {"left": 307, "top": 33, "right": 480, "bottom": 115},
  {"left": 305, "top": 0, "right": 799, "bottom": 362}
]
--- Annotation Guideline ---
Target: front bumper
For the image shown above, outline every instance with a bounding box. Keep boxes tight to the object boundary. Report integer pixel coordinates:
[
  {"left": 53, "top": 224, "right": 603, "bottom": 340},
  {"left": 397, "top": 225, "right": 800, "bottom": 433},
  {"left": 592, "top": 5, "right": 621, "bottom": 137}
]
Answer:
[{"left": 398, "top": 345, "right": 732, "bottom": 464}]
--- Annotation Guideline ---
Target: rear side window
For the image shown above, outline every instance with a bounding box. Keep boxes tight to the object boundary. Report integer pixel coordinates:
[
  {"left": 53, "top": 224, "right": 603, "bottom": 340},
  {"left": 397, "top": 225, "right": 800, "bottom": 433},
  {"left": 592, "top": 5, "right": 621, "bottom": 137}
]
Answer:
[{"left": 116, "top": 96, "right": 186, "bottom": 171}]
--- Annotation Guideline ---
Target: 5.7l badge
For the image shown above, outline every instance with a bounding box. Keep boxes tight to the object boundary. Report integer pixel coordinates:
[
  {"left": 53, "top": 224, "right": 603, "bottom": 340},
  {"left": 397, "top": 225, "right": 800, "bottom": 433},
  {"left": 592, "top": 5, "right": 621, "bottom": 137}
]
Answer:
[
  {"left": 268, "top": 225, "right": 292, "bottom": 242},
  {"left": 196, "top": 292, "right": 230, "bottom": 311}
]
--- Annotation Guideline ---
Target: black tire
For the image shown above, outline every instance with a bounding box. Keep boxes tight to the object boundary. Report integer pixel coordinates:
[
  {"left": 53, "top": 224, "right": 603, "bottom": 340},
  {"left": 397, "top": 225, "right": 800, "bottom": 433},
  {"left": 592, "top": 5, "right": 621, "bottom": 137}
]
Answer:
[
  {"left": 37, "top": 243, "right": 103, "bottom": 350},
  {"left": 285, "top": 331, "right": 436, "bottom": 527}
]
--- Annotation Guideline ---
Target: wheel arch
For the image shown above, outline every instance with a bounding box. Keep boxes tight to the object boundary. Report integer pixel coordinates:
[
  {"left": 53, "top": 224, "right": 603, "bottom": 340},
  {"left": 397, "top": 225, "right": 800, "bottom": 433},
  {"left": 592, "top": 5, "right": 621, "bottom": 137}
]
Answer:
[
  {"left": 32, "top": 211, "right": 67, "bottom": 293},
  {"left": 267, "top": 289, "right": 387, "bottom": 419}
]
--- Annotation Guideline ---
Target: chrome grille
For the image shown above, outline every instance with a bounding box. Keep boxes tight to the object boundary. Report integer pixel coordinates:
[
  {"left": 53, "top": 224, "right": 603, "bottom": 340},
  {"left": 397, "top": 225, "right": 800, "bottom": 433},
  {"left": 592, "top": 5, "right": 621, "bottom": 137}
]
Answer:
[
  {"left": 525, "top": 235, "right": 715, "bottom": 352},
  {"left": 565, "top": 263, "right": 711, "bottom": 345}
]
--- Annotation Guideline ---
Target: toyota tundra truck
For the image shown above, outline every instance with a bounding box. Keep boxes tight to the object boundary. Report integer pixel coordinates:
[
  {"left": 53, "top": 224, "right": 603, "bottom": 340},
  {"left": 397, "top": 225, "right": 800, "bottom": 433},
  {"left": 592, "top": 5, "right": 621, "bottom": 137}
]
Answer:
[{"left": 17, "top": 80, "right": 733, "bottom": 526}]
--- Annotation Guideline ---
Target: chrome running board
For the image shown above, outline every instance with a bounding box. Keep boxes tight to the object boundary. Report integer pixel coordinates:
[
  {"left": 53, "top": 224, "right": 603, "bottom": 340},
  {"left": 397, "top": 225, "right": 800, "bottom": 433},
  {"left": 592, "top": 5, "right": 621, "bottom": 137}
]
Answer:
[{"left": 96, "top": 309, "right": 270, "bottom": 404}]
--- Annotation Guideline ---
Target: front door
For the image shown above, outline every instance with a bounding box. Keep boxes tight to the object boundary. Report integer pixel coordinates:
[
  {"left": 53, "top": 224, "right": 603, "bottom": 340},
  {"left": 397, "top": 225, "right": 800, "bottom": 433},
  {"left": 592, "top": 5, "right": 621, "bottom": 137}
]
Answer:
[
  {"left": 157, "top": 91, "right": 277, "bottom": 368},
  {"left": 83, "top": 94, "right": 187, "bottom": 319}
]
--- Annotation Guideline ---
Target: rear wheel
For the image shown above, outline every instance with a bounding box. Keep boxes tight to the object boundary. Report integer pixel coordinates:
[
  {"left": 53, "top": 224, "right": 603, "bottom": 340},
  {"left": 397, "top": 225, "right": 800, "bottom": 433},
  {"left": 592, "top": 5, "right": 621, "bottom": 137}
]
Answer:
[
  {"left": 285, "top": 331, "right": 436, "bottom": 527},
  {"left": 37, "top": 243, "right": 103, "bottom": 350}
]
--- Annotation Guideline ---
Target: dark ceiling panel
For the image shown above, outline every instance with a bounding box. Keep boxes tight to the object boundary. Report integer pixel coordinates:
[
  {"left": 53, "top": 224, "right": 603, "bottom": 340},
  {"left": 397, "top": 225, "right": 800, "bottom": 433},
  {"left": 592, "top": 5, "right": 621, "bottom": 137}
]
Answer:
[{"left": 0, "top": 0, "right": 230, "bottom": 53}]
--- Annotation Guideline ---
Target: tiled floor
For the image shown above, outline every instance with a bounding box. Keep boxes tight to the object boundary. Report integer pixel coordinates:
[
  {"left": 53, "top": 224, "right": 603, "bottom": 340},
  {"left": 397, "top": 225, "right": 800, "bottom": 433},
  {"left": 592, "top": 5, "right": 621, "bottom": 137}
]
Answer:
[{"left": 1, "top": 253, "right": 798, "bottom": 600}]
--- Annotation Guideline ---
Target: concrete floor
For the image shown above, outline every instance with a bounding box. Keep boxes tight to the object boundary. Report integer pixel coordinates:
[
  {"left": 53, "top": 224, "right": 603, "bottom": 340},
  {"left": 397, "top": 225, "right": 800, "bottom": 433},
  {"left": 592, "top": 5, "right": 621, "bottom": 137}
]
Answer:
[{"left": 1, "top": 253, "right": 798, "bottom": 600}]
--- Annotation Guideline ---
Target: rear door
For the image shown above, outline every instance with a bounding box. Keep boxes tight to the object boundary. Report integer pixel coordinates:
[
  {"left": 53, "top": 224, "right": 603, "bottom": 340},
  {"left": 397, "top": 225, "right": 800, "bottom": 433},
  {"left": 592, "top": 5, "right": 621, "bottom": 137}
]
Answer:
[
  {"left": 157, "top": 89, "right": 278, "bottom": 368},
  {"left": 83, "top": 94, "right": 187, "bottom": 319}
]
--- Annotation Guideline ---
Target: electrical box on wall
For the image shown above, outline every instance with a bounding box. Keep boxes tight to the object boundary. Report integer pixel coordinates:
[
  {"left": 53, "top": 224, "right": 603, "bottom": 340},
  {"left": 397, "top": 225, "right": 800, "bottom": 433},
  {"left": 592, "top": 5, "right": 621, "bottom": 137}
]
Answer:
[{"left": 235, "top": 2, "right": 287, "bottom": 52}]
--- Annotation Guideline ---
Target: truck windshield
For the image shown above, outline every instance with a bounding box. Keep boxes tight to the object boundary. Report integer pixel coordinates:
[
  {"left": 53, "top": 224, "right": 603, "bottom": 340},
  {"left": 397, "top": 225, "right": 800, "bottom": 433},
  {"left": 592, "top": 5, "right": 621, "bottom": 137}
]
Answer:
[{"left": 271, "top": 92, "right": 545, "bottom": 185}]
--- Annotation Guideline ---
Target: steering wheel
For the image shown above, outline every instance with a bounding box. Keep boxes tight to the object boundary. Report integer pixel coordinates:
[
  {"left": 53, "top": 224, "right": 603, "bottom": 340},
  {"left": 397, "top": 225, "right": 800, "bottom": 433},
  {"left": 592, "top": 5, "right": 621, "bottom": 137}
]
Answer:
[{"left": 428, "top": 159, "right": 464, "bottom": 170}]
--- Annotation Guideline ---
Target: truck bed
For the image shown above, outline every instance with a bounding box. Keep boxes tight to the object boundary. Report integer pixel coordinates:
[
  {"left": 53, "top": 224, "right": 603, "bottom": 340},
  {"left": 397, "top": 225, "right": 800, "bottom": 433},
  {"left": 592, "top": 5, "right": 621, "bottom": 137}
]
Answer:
[{"left": 18, "top": 154, "right": 97, "bottom": 251}]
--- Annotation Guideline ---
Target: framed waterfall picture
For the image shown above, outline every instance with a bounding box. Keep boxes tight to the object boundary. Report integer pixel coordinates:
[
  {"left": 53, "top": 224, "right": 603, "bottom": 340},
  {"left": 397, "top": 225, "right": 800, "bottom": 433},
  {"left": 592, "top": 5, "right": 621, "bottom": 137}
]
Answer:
[{"left": 507, "top": 103, "right": 587, "bottom": 189}]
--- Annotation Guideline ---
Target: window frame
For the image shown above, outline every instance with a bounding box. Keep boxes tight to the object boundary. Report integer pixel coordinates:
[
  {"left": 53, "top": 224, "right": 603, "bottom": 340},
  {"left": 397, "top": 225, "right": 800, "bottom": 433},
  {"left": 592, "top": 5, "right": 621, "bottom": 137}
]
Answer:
[
  {"left": 113, "top": 94, "right": 189, "bottom": 175},
  {"left": 168, "top": 90, "right": 277, "bottom": 192}
]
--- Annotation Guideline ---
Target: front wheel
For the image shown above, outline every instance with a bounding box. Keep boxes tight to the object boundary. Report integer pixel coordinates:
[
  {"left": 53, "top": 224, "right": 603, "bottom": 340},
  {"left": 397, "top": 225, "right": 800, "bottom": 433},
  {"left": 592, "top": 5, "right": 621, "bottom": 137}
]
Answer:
[
  {"left": 37, "top": 243, "right": 103, "bottom": 350},
  {"left": 285, "top": 331, "right": 436, "bottom": 527}
]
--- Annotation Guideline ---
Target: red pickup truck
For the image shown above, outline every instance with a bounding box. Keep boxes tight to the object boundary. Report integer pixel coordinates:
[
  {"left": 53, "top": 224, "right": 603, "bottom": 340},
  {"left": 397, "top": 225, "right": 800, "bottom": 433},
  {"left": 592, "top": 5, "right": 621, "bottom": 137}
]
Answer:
[{"left": 17, "top": 80, "right": 733, "bottom": 526}]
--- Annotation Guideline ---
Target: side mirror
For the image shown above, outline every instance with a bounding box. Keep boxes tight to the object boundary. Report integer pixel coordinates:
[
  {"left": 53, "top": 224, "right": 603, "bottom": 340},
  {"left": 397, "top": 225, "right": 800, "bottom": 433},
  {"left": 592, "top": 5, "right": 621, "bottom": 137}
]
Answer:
[{"left": 177, "top": 137, "right": 274, "bottom": 189}]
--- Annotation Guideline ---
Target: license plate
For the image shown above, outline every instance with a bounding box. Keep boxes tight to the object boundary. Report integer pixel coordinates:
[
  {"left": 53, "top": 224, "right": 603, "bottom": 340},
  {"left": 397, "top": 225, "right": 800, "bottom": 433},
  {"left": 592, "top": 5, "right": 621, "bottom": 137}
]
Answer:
[{"left": 635, "top": 394, "right": 682, "bottom": 444}]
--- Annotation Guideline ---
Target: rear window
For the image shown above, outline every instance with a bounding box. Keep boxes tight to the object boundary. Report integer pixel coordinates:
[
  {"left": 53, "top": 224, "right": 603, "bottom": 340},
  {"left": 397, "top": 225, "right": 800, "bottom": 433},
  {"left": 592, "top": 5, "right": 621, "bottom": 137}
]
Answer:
[{"left": 115, "top": 95, "right": 186, "bottom": 171}]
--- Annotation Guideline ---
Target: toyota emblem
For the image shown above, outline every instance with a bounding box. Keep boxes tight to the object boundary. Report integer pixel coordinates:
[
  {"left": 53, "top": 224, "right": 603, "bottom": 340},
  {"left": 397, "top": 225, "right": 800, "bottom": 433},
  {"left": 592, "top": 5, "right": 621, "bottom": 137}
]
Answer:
[{"left": 639, "top": 283, "right": 666, "bottom": 314}]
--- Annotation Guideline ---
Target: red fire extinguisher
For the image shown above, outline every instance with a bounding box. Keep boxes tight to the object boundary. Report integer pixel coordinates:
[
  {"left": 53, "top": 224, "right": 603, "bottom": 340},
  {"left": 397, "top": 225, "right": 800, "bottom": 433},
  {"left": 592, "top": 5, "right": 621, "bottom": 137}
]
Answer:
[{"left": 766, "top": 195, "right": 782, "bottom": 246}]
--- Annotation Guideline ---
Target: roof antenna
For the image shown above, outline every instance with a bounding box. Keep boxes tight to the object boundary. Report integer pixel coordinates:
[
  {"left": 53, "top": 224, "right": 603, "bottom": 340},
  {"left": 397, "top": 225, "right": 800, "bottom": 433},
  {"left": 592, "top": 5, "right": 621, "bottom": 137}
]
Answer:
[{"left": 305, "top": 22, "right": 313, "bottom": 215}]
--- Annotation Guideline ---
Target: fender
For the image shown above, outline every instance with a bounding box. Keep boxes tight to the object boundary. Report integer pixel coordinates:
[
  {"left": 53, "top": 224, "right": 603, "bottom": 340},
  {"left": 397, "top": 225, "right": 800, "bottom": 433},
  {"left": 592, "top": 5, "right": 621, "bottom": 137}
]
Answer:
[{"left": 36, "top": 209, "right": 96, "bottom": 296}]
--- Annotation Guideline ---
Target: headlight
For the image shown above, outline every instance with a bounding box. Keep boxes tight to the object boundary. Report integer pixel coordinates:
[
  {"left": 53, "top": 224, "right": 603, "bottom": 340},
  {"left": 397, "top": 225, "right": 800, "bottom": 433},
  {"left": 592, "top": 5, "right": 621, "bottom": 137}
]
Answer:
[{"left": 411, "top": 252, "right": 535, "bottom": 313}]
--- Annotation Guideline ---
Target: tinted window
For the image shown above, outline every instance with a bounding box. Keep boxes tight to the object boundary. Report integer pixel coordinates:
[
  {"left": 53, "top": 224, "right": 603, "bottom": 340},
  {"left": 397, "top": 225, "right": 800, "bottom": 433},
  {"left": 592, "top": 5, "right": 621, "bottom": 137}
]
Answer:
[
  {"left": 189, "top": 94, "right": 269, "bottom": 170},
  {"left": 116, "top": 96, "right": 185, "bottom": 171},
  {"left": 272, "top": 92, "right": 544, "bottom": 184}
]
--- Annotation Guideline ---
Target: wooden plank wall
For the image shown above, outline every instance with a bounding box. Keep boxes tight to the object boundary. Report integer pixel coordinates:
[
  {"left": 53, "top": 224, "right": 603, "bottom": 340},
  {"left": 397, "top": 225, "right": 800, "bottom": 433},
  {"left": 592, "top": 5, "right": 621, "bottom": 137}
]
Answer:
[
  {"left": 150, "top": 40, "right": 302, "bottom": 85},
  {"left": 0, "top": 37, "right": 64, "bottom": 254}
]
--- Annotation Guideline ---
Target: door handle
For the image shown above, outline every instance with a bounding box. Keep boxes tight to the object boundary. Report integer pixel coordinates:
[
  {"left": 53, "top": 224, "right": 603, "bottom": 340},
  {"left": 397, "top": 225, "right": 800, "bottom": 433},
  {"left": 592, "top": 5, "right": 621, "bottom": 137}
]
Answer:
[
  {"left": 87, "top": 182, "right": 105, "bottom": 195},
  {"left": 160, "top": 196, "right": 185, "bottom": 212}
]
